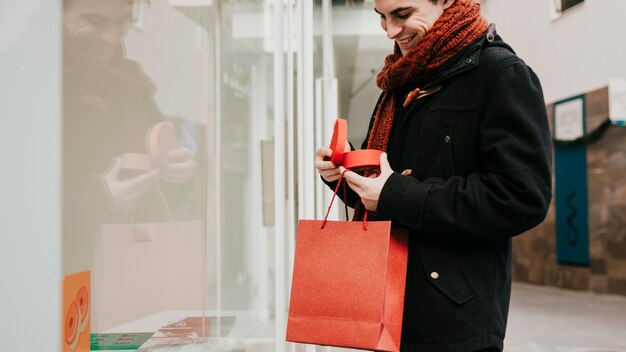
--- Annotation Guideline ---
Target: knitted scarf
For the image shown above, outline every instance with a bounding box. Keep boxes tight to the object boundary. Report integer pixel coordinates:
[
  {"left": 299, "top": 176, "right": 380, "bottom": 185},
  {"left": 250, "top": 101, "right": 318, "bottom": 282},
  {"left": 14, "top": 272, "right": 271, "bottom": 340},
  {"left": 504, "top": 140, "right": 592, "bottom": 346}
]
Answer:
[{"left": 353, "top": 0, "right": 488, "bottom": 220}]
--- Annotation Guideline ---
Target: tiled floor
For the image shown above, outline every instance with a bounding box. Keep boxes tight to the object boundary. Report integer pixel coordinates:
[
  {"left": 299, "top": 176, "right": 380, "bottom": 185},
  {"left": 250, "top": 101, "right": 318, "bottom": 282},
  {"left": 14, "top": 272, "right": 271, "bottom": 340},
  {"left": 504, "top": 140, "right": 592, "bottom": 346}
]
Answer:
[{"left": 505, "top": 283, "right": 626, "bottom": 352}]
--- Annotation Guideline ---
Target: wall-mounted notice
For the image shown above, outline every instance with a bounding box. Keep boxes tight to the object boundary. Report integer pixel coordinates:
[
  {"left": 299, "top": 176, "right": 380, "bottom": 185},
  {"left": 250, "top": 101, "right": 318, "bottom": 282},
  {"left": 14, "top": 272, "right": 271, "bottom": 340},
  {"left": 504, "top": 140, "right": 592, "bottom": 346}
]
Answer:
[{"left": 554, "top": 96, "right": 584, "bottom": 141}]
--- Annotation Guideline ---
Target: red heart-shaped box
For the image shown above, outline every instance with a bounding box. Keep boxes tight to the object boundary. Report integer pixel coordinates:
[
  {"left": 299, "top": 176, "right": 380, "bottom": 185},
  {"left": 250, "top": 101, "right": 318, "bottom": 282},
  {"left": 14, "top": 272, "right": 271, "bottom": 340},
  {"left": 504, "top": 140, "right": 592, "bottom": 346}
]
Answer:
[
  {"left": 329, "top": 118, "right": 382, "bottom": 173},
  {"left": 147, "top": 121, "right": 179, "bottom": 167},
  {"left": 329, "top": 119, "right": 347, "bottom": 165},
  {"left": 343, "top": 149, "right": 382, "bottom": 174}
]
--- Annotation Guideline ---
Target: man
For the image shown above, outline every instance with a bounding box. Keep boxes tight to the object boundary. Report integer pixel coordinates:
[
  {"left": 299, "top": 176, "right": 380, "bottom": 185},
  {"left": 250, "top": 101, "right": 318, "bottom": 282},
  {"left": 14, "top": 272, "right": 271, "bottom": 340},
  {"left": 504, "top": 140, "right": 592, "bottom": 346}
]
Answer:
[
  {"left": 63, "top": 0, "right": 197, "bottom": 219},
  {"left": 315, "top": 0, "right": 552, "bottom": 351}
]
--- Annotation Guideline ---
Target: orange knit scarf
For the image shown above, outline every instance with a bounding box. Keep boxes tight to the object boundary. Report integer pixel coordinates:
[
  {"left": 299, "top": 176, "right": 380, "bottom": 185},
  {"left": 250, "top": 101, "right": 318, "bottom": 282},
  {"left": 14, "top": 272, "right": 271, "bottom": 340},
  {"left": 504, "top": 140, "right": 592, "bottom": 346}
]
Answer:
[{"left": 354, "top": 0, "right": 488, "bottom": 220}]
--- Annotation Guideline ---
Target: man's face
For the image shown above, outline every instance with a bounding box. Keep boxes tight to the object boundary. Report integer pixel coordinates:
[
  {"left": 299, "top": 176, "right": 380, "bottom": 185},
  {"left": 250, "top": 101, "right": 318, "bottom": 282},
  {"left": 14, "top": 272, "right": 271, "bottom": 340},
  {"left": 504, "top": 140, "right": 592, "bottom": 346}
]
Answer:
[
  {"left": 374, "top": 0, "right": 452, "bottom": 56},
  {"left": 64, "top": 0, "right": 134, "bottom": 62}
]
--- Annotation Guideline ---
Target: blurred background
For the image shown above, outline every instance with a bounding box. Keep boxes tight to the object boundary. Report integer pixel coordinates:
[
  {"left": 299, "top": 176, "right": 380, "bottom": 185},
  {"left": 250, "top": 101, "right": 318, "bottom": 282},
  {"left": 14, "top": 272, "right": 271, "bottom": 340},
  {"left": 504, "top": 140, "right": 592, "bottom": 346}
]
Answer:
[{"left": 2, "top": 0, "right": 626, "bottom": 351}]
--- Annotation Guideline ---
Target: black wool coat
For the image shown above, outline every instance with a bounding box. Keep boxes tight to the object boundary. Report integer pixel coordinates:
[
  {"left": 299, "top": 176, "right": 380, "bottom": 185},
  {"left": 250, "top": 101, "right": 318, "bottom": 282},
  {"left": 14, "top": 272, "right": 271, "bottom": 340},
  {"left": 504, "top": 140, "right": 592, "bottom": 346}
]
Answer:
[{"left": 330, "top": 31, "right": 552, "bottom": 352}]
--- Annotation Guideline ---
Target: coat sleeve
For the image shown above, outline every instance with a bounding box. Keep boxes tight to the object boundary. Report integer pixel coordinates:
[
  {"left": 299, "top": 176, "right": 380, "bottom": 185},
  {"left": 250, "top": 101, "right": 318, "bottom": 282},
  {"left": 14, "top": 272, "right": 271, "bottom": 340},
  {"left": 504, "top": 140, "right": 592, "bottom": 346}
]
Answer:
[{"left": 376, "top": 58, "right": 552, "bottom": 239}]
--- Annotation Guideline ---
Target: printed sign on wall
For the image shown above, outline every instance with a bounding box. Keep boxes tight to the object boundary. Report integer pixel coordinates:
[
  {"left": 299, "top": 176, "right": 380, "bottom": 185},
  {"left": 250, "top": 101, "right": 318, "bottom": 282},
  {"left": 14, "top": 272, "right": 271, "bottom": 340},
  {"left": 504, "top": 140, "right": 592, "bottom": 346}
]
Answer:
[
  {"left": 553, "top": 95, "right": 590, "bottom": 265},
  {"left": 555, "top": 97, "right": 584, "bottom": 141}
]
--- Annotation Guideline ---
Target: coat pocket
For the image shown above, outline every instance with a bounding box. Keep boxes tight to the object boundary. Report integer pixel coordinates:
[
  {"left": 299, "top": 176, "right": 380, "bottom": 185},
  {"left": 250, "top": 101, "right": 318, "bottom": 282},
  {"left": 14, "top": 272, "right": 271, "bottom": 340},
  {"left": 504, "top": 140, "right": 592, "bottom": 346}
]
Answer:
[{"left": 417, "top": 242, "right": 475, "bottom": 305}]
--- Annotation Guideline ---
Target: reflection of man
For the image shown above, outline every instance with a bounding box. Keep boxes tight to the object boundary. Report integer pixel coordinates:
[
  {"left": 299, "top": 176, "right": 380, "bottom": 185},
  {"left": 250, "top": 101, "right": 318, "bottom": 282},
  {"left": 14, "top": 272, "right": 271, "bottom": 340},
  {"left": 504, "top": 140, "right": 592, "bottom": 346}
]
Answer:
[{"left": 63, "top": 0, "right": 197, "bottom": 274}]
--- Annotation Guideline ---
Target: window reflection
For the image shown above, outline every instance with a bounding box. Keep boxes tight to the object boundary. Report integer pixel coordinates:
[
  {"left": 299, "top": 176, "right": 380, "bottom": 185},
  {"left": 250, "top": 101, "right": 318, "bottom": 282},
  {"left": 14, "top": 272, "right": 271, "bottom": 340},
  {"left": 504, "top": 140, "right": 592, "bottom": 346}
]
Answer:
[
  {"left": 58, "top": 0, "right": 387, "bottom": 348},
  {"left": 62, "top": 0, "right": 204, "bottom": 332}
]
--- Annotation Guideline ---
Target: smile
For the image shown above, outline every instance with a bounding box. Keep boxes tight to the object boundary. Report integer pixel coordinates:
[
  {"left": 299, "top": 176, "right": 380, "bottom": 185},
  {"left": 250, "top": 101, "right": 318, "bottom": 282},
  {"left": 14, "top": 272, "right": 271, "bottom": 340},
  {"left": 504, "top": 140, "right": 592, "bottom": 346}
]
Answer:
[{"left": 397, "top": 35, "right": 416, "bottom": 45}]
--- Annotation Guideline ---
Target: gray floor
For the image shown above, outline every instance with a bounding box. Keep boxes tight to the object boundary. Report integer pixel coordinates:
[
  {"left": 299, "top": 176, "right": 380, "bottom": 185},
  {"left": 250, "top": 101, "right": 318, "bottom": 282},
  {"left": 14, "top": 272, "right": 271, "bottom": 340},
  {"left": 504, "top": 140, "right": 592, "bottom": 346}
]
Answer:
[{"left": 505, "top": 283, "right": 626, "bottom": 352}]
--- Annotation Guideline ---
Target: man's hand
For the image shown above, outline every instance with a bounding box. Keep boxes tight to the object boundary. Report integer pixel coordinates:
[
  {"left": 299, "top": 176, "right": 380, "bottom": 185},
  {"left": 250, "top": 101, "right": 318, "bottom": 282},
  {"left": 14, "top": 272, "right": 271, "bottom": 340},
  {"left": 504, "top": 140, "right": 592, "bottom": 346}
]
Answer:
[
  {"left": 315, "top": 147, "right": 342, "bottom": 182},
  {"left": 159, "top": 146, "right": 197, "bottom": 184},
  {"left": 102, "top": 157, "right": 159, "bottom": 214},
  {"left": 315, "top": 142, "right": 352, "bottom": 182},
  {"left": 340, "top": 153, "right": 394, "bottom": 212}
]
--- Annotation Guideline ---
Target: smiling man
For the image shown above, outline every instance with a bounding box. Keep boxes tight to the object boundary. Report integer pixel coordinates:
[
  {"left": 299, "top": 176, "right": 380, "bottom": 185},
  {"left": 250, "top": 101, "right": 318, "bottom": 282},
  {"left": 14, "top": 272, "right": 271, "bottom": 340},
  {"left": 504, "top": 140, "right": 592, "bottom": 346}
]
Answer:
[
  {"left": 315, "top": 0, "right": 552, "bottom": 351},
  {"left": 374, "top": 0, "right": 451, "bottom": 56}
]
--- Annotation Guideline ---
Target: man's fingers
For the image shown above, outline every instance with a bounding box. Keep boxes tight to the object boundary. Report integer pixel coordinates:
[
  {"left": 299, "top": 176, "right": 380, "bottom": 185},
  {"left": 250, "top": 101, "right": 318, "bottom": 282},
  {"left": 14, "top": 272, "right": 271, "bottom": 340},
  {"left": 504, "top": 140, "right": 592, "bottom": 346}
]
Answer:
[
  {"left": 316, "top": 147, "right": 333, "bottom": 158},
  {"left": 320, "top": 169, "right": 341, "bottom": 182},
  {"left": 315, "top": 147, "right": 339, "bottom": 172},
  {"left": 167, "top": 147, "right": 195, "bottom": 161},
  {"left": 379, "top": 152, "right": 392, "bottom": 174},
  {"left": 105, "top": 157, "right": 122, "bottom": 179},
  {"left": 320, "top": 168, "right": 340, "bottom": 178},
  {"left": 315, "top": 160, "right": 337, "bottom": 171},
  {"left": 344, "top": 177, "right": 364, "bottom": 194},
  {"left": 342, "top": 170, "right": 366, "bottom": 191},
  {"left": 124, "top": 170, "right": 159, "bottom": 196},
  {"left": 164, "top": 160, "right": 197, "bottom": 173}
]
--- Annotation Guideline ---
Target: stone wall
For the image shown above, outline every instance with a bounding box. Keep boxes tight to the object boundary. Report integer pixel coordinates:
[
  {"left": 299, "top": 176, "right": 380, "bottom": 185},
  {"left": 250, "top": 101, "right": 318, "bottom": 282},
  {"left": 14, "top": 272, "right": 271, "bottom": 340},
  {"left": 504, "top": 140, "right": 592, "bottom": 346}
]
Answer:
[{"left": 512, "top": 87, "right": 626, "bottom": 296}]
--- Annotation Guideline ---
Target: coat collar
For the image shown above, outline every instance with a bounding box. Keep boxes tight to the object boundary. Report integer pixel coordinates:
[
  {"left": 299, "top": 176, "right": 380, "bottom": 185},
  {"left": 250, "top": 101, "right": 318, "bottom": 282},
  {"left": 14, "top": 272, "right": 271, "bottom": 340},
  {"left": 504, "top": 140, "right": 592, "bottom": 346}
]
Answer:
[{"left": 422, "top": 23, "right": 506, "bottom": 90}]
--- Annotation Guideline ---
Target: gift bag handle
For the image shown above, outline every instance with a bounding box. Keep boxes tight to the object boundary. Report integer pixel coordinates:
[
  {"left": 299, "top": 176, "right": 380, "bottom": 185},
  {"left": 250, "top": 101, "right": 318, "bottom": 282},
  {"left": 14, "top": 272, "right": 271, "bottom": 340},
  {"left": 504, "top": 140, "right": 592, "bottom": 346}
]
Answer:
[{"left": 321, "top": 170, "right": 368, "bottom": 231}]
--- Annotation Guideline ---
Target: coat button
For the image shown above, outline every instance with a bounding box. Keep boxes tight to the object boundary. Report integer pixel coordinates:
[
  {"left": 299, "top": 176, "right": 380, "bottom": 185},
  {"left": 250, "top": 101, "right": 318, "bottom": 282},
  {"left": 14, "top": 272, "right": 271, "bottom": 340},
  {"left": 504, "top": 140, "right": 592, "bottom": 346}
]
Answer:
[
  {"left": 465, "top": 58, "right": 473, "bottom": 64},
  {"left": 444, "top": 135, "right": 451, "bottom": 144},
  {"left": 401, "top": 169, "right": 413, "bottom": 176},
  {"left": 430, "top": 271, "right": 439, "bottom": 280}
]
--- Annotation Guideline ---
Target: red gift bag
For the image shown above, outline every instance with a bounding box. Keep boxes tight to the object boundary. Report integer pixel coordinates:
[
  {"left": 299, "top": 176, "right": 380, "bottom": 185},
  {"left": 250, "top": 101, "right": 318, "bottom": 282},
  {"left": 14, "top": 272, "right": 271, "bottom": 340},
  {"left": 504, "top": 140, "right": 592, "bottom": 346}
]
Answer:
[{"left": 287, "top": 173, "right": 409, "bottom": 351}]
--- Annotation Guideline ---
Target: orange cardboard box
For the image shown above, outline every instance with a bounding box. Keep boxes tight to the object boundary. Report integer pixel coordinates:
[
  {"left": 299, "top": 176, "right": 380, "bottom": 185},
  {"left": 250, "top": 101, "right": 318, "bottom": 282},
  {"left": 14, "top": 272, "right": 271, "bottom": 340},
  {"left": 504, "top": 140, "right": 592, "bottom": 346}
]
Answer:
[{"left": 63, "top": 271, "right": 90, "bottom": 352}]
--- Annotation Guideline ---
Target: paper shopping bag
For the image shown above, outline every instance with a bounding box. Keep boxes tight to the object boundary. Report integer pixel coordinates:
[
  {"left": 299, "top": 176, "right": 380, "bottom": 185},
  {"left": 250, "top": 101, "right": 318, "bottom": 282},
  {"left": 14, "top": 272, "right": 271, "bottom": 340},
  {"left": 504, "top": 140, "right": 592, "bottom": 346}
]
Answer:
[
  {"left": 286, "top": 215, "right": 409, "bottom": 351},
  {"left": 94, "top": 221, "right": 210, "bottom": 331}
]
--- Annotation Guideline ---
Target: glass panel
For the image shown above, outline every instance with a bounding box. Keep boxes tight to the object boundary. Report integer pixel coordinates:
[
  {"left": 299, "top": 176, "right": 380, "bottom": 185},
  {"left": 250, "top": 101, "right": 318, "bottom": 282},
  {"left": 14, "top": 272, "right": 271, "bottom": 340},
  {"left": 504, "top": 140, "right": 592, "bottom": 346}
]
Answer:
[
  {"left": 313, "top": 0, "right": 388, "bottom": 151},
  {"left": 219, "top": 0, "right": 271, "bottom": 312},
  {"left": 62, "top": 0, "right": 213, "bottom": 340},
  {"left": 62, "top": 0, "right": 295, "bottom": 350},
  {"left": 217, "top": 0, "right": 279, "bottom": 348}
]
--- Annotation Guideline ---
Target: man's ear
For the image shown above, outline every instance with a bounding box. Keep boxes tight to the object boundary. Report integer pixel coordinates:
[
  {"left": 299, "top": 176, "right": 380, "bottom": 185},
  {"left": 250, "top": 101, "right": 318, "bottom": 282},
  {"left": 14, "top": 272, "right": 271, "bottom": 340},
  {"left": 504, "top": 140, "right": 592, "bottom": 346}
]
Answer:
[{"left": 442, "top": 0, "right": 456, "bottom": 10}]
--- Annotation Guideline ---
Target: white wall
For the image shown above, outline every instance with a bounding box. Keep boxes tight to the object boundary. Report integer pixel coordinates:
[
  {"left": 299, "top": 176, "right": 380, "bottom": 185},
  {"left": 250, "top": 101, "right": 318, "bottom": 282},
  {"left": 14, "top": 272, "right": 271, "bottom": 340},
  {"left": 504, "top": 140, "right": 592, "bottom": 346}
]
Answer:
[
  {"left": 481, "top": 0, "right": 626, "bottom": 104},
  {"left": 0, "top": 1, "right": 62, "bottom": 351}
]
